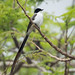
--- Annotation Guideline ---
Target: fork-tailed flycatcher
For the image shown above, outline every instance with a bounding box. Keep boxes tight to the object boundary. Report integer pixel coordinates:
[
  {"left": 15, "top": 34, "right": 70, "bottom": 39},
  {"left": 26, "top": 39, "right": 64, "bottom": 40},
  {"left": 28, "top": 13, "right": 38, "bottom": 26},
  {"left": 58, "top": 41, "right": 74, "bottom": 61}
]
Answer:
[
  {"left": 10, "top": 8, "right": 43, "bottom": 75},
  {"left": 19, "top": 8, "right": 43, "bottom": 52}
]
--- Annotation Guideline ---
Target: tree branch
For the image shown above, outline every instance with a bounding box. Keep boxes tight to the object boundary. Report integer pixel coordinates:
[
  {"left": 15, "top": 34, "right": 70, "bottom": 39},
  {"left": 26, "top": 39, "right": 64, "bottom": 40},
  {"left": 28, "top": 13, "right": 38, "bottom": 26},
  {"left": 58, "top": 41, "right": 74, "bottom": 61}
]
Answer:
[
  {"left": 31, "top": 41, "right": 70, "bottom": 62},
  {"left": 34, "top": 25, "right": 75, "bottom": 59},
  {"left": 16, "top": 0, "right": 32, "bottom": 22}
]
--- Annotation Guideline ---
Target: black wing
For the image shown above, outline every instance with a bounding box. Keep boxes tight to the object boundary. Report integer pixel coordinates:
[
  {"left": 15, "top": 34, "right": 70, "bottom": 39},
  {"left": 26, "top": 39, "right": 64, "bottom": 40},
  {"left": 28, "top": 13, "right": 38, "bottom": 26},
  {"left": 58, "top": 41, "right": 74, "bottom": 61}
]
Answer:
[
  {"left": 32, "top": 13, "right": 37, "bottom": 20},
  {"left": 26, "top": 14, "right": 37, "bottom": 32}
]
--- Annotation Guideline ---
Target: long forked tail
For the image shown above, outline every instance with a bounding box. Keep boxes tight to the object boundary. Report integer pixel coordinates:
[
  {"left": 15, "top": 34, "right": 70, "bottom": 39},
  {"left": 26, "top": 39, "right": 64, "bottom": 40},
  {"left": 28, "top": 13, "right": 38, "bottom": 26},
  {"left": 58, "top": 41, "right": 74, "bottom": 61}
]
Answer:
[
  {"left": 10, "top": 34, "right": 29, "bottom": 75},
  {"left": 19, "top": 34, "right": 29, "bottom": 53}
]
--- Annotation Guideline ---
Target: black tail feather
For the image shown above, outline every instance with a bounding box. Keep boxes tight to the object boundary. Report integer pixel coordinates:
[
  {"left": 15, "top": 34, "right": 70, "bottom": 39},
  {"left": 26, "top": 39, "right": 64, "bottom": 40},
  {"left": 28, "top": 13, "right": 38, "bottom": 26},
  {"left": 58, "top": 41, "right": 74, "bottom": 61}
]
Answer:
[
  {"left": 10, "top": 34, "right": 29, "bottom": 75},
  {"left": 19, "top": 34, "right": 29, "bottom": 53}
]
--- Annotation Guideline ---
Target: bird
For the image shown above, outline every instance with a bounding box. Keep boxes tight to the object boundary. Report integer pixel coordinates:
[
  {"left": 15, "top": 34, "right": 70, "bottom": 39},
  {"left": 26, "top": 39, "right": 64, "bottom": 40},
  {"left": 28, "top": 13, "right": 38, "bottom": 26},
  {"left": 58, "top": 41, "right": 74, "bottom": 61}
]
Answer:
[
  {"left": 10, "top": 8, "right": 44, "bottom": 75},
  {"left": 19, "top": 8, "right": 44, "bottom": 53},
  {"left": 26, "top": 8, "right": 44, "bottom": 35}
]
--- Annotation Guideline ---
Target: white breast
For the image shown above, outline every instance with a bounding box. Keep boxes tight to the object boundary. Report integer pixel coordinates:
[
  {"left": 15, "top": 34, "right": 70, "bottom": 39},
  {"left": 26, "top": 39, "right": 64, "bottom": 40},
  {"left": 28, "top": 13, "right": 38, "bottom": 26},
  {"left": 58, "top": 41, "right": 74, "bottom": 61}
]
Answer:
[{"left": 33, "top": 12, "right": 43, "bottom": 27}]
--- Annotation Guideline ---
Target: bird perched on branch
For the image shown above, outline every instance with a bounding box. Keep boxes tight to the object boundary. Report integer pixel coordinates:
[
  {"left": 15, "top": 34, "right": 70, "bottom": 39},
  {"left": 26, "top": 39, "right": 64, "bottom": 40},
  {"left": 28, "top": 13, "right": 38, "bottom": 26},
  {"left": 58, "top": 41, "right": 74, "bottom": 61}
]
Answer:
[
  {"left": 10, "top": 8, "right": 44, "bottom": 75},
  {"left": 19, "top": 8, "right": 44, "bottom": 52}
]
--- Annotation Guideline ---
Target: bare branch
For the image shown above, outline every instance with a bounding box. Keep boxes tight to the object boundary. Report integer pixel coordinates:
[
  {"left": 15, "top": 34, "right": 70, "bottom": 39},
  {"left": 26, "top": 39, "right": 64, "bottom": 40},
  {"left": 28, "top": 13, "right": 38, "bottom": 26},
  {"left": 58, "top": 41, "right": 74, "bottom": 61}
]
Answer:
[
  {"left": 34, "top": 25, "right": 75, "bottom": 59},
  {"left": 0, "top": 61, "right": 47, "bottom": 72},
  {"left": 16, "top": 0, "right": 32, "bottom": 22},
  {"left": 31, "top": 41, "right": 71, "bottom": 62}
]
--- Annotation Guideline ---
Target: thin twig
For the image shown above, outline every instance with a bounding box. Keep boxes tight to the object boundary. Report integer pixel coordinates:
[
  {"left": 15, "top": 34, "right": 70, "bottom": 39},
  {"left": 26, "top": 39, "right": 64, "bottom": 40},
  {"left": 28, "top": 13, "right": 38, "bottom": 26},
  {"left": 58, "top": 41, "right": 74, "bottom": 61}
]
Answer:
[
  {"left": 16, "top": 0, "right": 32, "bottom": 22},
  {"left": 31, "top": 41, "right": 70, "bottom": 62}
]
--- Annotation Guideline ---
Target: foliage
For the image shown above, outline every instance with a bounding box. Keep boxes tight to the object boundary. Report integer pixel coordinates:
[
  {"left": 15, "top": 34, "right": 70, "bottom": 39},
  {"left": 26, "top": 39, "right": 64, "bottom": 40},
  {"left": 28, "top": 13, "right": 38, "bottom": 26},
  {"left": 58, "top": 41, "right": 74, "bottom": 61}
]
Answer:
[{"left": 0, "top": 0, "right": 75, "bottom": 75}]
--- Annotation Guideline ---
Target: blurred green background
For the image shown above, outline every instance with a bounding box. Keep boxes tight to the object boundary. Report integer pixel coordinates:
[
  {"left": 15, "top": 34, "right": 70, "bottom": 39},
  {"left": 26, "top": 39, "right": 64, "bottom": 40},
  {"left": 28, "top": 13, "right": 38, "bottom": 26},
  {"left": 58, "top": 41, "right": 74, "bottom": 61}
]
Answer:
[{"left": 0, "top": 0, "right": 75, "bottom": 75}]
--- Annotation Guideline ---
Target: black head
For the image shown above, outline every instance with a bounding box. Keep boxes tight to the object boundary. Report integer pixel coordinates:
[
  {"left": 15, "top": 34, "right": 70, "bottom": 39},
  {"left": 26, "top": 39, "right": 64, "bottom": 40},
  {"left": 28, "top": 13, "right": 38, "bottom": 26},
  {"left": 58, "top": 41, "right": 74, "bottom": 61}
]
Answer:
[{"left": 34, "top": 8, "right": 43, "bottom": 13}]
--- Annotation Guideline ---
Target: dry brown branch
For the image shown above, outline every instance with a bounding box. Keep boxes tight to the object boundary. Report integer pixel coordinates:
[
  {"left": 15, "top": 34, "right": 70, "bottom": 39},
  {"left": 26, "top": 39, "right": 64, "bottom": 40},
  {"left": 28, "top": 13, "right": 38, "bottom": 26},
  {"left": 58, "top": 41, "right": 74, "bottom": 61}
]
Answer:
[
  {"left": 34, "top": 25, "right": 75, "bottom": 59},
  {"left": 31, "top": 41, "right": 71, "bottom": 62},
  {"left": 0, "top": 61, "right": 47, "bottom": 72},
  {"left": 16, "top": 0, "right": 32, "bottom": 22}
]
